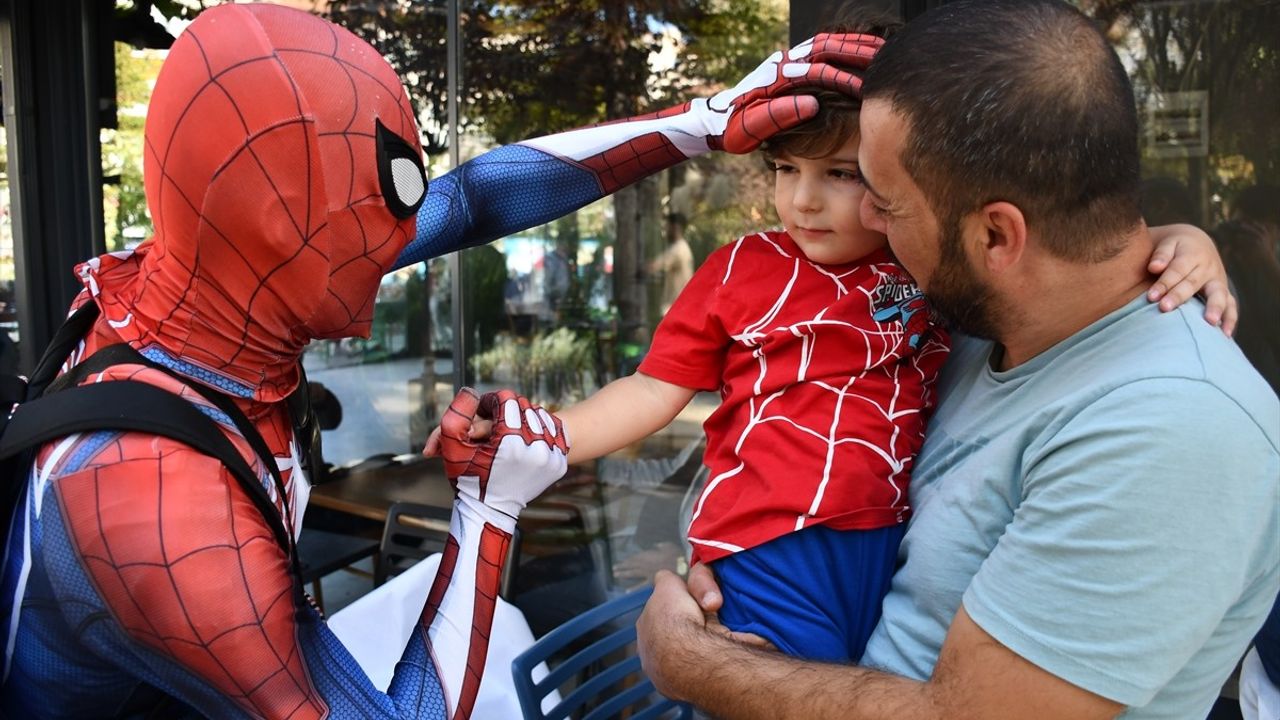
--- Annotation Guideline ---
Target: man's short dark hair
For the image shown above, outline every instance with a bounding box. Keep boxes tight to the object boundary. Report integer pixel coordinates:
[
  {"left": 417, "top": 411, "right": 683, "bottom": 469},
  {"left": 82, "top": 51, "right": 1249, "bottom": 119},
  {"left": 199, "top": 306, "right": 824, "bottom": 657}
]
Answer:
[
  {"left": 762, "top": 89, "right": 862, "bottom": 161},
  {"left": 862, "top": 0, "right": 1142, "bottom": 262}
]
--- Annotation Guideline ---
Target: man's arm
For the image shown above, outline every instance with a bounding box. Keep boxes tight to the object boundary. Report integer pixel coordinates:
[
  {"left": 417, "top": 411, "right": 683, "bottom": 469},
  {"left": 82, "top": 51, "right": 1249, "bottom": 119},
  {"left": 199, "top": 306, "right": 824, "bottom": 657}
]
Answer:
[
  {"left": 393, "top": 34, "right": 882, "bottom": 269},
  {"left": 637, "top": 568, "right": 1122, "bottom": 720},
  {"left": 641, "top": 379, "right": 1279, "bottom": 719},
  {"left": 649, "top": 243, "right": 681, "bottom": 275}
]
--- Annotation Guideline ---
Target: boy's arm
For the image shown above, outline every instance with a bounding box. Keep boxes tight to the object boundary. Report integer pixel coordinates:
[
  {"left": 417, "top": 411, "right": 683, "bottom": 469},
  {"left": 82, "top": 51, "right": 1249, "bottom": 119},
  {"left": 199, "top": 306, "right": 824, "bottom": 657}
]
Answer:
[
  {"left": 1146, "top": 223, "right": 1236, "bottom": 334},
  {"left": 558, "top": 371, "right": 696, "bottom": 465},
  {"left": 425, "top": 373, "right": 696, "bottom": 466}
]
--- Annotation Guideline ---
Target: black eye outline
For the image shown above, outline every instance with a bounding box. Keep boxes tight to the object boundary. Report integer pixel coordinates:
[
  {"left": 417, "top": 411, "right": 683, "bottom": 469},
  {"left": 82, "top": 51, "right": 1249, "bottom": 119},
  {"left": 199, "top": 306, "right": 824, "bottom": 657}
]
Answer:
[{"left": 375, "top": 118, "right": 428, "bottom": 220}]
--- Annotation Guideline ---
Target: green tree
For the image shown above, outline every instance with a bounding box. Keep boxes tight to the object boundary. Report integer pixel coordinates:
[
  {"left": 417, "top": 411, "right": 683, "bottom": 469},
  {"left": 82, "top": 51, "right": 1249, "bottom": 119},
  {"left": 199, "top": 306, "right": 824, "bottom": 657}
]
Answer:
[
  {"left": 102, "top": 41, "right": 164, "bottom": 251},
  {"left": 1085, "top": 0, "right": 1280, "bottom": 217}
]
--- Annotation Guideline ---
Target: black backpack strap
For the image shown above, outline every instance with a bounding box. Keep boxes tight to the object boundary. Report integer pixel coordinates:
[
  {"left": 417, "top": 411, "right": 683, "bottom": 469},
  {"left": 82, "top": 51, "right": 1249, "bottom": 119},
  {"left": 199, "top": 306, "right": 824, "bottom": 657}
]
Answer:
[
  {"left": 0, "top": 374, "right": 25, "bottom": 407},
  {"left": 50, "top": 345, "right": 292, "bottom": 504},
  {"left": 45, "top": 344, "right": 306, "bottom": 587},
  {"left": 46, "top": 338, "right": 320, "bottom": 494},
  {"left": 26, "top": 302, "right": 102, "bottom": 399},
  {"left": 0, "top": 381, "right": 281, "bottom": 549}
]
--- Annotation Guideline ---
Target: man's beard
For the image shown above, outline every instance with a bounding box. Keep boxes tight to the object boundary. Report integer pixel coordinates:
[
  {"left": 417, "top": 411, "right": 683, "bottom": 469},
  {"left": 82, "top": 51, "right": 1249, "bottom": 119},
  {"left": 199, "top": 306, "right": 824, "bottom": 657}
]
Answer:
[{"left": 926, "top": 218, "right": 1003, "bottom": 340}]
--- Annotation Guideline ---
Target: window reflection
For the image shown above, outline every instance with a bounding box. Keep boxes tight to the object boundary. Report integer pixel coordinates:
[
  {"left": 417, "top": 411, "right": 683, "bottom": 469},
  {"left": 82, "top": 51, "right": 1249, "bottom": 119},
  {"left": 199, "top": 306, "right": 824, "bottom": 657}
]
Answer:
[
  {"left": 1084, "top": 0, "right": 1280, "bottom": 395},
  {"left": 305, "top": 264, "right": 455, "bottom": 465},
  {"left": 103, "top": 42, "right": 163, "bottom": 253}
]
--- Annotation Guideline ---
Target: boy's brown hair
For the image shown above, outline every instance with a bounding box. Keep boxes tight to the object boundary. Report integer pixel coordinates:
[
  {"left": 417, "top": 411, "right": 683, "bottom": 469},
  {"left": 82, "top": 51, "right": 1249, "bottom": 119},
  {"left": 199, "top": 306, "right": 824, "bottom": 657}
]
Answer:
[
  {"left": 762, "top": 89, "right": 864, "bottom": 161},
  {"left": 761, "top": 6, "right": 903, "bottom": 162}
]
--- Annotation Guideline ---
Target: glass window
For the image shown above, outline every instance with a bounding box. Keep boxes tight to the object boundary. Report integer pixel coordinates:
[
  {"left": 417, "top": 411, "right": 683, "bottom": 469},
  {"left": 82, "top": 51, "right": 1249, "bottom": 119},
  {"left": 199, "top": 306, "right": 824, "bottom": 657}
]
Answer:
[
  {"left": 103, "top": 42, "right": 163, "bottom": 253},
  {"left": 327, "top": 0, "right": 789, "bottom": 633},
  {"left": 455, "top": 12, "right": 787, "bottom": 636},
  {"left": 1083, "top": 0, "right": 1280, "bottom": 396},
  {"left": 302, "top": 262, "right": 453, "bottom": 465}
]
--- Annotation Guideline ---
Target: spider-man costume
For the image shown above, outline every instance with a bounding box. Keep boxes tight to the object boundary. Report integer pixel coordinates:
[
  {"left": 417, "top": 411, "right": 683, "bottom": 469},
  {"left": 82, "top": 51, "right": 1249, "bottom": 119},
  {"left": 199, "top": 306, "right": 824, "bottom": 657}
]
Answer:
[{"left": 0, "top": 5, "right": 881, "bottom": 718}]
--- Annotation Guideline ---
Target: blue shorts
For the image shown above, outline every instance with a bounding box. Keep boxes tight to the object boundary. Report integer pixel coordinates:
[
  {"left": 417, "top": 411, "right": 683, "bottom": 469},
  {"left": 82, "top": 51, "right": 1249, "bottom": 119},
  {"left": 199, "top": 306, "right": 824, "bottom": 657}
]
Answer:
[{"left": 712, "top": 523, "right": 905, "bottom": 663}]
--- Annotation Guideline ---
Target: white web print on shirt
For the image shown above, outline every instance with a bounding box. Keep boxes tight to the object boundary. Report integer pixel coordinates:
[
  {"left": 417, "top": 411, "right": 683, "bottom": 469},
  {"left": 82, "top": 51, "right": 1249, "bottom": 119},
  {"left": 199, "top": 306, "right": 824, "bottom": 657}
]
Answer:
[{"left": 688, "top": 232, "right": 948, "bottom": 555}]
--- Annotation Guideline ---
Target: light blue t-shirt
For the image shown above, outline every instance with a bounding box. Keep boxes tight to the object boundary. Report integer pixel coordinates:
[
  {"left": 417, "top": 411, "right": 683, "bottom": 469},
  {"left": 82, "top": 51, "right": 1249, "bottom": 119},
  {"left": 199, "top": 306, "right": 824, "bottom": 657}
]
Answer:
[{"left": 862, "top": 294, "right": 1280, "bottom": 718}]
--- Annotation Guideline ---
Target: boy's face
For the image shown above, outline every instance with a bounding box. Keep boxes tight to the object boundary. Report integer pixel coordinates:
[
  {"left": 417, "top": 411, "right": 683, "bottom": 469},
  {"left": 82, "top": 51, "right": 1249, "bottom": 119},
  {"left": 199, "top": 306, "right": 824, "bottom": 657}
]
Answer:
[{"left": 772, "top": 132, "right": 887, "bottom": 265}]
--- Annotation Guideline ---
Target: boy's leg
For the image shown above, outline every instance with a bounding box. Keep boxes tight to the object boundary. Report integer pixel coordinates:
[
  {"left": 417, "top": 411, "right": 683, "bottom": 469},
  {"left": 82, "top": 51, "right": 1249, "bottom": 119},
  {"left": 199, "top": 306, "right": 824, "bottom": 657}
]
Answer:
[{"left": 712, "top": 523, "right": 904, "bottom": 663}]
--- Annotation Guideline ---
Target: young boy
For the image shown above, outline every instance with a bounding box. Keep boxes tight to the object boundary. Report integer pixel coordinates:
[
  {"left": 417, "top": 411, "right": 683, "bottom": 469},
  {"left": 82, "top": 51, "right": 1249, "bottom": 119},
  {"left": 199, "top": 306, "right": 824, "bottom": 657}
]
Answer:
[{"left": 555, "top": 81, "right": 946, "bottom": 663}]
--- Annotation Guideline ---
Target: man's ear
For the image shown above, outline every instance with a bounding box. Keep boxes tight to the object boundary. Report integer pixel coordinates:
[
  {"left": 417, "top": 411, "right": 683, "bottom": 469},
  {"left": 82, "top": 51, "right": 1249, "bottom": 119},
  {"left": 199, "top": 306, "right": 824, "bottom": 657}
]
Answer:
[{"left": 966, "top": 201, "right": 1027, "bottom": 273}]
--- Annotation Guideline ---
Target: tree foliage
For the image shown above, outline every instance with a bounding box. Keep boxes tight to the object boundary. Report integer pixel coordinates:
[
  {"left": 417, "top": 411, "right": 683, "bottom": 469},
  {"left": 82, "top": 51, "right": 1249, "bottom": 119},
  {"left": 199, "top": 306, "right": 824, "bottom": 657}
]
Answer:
[
  {"left": 325, "top": 0, "right": 786, "bottom": 345},
  {"left": 325, "top": 0, "right": 787, "bottom": 148},
  {"left": 102, "top": 42, "right": 164, "bottom": 250},
  {"left": 1086, "top": 0, "right": 1280, "bottom": 199}
]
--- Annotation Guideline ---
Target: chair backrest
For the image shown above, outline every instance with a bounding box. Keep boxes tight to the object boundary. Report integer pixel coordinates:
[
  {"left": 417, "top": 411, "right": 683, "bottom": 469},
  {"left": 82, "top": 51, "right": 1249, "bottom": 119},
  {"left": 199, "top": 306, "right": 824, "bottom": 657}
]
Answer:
[
  {"left": 378, "top": 501, "right": 452, "bottom": 585},
  {"left": 511, "top": 585, "right": 692, "bottom": 720}
]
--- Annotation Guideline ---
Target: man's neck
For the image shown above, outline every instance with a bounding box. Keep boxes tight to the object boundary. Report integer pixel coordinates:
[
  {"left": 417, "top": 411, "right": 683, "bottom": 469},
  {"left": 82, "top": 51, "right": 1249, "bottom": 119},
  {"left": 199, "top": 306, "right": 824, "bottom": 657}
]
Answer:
[{"left": 996, "top": 227, "right": 1154, "bottom": 370}]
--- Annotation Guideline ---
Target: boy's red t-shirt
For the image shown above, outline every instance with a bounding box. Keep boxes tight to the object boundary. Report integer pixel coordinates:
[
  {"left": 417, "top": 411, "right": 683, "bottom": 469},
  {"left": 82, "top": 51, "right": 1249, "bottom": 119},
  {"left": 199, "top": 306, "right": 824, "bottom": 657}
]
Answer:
[{"left": 638, "top": 230, "right": 950, "bottom": 564}]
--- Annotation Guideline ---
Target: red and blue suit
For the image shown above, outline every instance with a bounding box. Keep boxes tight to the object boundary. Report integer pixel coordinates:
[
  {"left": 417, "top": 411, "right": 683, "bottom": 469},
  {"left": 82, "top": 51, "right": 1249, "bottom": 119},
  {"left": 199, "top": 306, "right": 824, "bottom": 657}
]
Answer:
[{"left": 0, "top": 5, "right": 882, "bottom": 718}]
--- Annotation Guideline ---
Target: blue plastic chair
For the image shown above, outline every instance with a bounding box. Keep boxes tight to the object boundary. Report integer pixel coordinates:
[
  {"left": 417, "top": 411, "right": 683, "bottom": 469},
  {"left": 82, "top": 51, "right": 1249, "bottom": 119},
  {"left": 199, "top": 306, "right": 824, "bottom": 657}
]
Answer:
[{"left": 511, "top": 584, "right": 692, "bottom": 720}]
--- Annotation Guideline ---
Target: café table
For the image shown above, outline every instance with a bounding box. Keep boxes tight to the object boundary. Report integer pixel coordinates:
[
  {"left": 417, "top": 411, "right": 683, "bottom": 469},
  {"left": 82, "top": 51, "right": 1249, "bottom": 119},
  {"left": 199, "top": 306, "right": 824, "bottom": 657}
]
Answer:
[{"left": 309, "top": 454, "right": 455, "bottom": 523}]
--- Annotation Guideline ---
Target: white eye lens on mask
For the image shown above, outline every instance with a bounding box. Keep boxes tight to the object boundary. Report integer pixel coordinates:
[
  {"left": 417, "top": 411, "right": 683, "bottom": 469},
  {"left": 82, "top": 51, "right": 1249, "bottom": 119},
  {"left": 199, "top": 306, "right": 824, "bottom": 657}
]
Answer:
[{"left": 375, "top": 118, "right": 427, "bottom": 220}]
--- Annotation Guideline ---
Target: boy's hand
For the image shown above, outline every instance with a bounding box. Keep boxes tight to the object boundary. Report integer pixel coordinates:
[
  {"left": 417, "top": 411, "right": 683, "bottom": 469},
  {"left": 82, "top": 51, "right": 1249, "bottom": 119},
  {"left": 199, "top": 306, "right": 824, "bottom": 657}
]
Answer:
[
  {"left": 423, "top": 416, "right": 492, "bottom": 454},
  {"left": 426, "top": 388, "right": 569, "bottom": 520},
  {"left": 706, "top": 32, "right": 884, "bottom": 154},
  {"left": 1146, "top": 223, "right": 1237, "bottom": 336}
]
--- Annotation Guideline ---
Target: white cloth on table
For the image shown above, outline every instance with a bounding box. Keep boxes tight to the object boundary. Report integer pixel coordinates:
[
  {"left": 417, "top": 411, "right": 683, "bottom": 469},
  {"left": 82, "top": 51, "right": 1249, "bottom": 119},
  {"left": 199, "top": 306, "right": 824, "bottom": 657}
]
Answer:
[{"left": 328, "top": 552, "right": 559, "bottom": 716}]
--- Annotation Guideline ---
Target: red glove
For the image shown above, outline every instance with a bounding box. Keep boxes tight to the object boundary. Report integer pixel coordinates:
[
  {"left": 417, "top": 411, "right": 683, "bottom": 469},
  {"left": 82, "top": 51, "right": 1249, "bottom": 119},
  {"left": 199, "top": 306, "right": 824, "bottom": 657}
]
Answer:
[
  {"left": 513, "top": 32, "right": 883, "bottom": 196},
  {"left": 711, "top": 32, "right": 885, "bottom": 153},
  {"left": 433, "top": 388, "right": 569, "bottom": 520}
]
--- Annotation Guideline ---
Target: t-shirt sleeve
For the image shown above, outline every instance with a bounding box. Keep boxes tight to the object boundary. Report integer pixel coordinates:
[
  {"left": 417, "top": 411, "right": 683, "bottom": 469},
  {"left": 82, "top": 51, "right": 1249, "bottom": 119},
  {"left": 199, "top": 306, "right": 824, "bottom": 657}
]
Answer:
[
  {"left": 638, "top": 248, "right": 731, "bottom": 391},
  {"left": 961, "top": 378, "right": 1280, "bottom": 708}
]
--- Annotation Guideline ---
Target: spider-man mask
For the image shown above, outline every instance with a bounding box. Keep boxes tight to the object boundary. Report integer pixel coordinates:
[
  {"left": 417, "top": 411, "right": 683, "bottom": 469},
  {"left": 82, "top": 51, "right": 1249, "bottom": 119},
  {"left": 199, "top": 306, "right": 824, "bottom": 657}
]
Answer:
[{"left": 89, "top": 4, "right": 426, "bottom": 401}]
